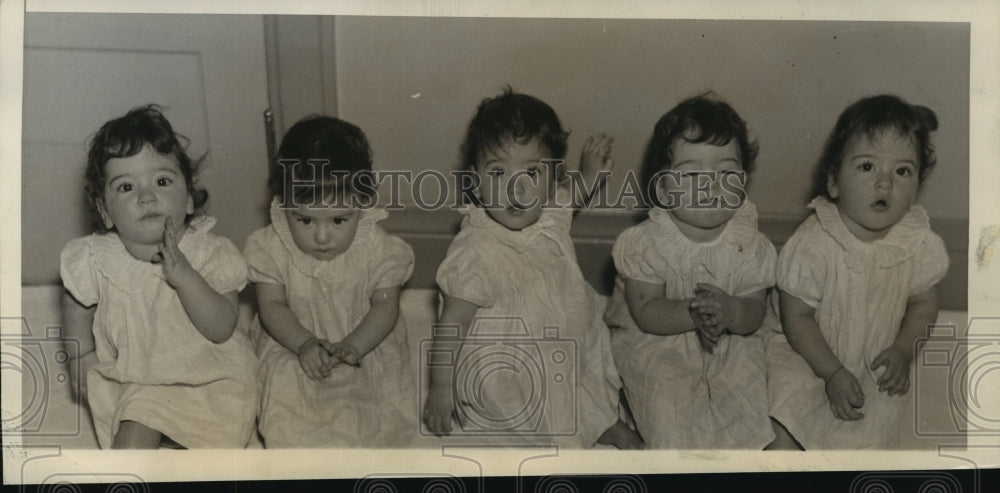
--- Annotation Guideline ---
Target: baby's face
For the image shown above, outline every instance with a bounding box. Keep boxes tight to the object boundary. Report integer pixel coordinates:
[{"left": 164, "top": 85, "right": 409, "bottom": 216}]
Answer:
[
  {"left": 657, "top": 138, "right": 744, "bottom": 242},
  {"left": 475, "top": 139, "right": 554, "bottom": 231},
  {"left": 284, "top": 199, "right": 361, "bottom": 260},
  {"left": 828, "top": 129, "right": 919, "bottom": 242},
  {"left": 99, "top": 145, "right": 193, "bottom": 248}
]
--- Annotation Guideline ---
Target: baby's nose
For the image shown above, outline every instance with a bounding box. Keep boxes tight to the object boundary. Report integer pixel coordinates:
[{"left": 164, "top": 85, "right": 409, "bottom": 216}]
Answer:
[
  {"left": 314, "top": 225, "right": 333, "bottom": 244},
  {"left": 875, "top": 173, "right": 892, "bottom": 190},
  {"left": 137, "top": 187, "right": 156, "bottom": 204}
]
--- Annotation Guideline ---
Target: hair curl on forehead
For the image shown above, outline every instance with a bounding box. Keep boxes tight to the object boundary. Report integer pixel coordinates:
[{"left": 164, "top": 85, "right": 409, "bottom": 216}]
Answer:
[
  {"left": 812, "top": 94, "right": 938, "bottom": 200},
  {"left": 268, "top": 115, "right": 374, "bottom": 206},
  {"left": 85, "top": 104, "right": 206, "bottom": 233},
  {"left": 460, "top": 86, "right": 569, "bottom": 175}
]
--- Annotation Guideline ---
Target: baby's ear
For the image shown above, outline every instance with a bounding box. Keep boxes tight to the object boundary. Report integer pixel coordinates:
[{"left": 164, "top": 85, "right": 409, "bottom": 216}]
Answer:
[
  {"left": 96, "top": 199, "right": 114, "bottom": 230},
  {"left": 826, "top": 171, "right": 840, "bottom": 199}
]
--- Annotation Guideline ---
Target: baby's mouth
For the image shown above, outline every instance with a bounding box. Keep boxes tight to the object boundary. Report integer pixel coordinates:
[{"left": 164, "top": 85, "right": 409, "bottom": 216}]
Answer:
[
  {"left": 507, "top": 204, "right": 528, "bottom": 215},
  {"left": 871, "top": 199, "right": 889, "bottom": 212}
]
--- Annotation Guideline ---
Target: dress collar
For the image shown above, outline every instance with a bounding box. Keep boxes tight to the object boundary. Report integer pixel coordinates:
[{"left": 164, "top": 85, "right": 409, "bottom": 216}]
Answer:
[
  {"left": 269, "top": 197, "right": 389, "bottom": 278},
  {"left": 92, "top": 215, "right": 217, "bottom": 292},
  {"left": 809, "top": 196, "right": 930, "bottom": 271},
  {"left": 460, "top": 203, "right": 568, "bottom": 256},
  {"left": 645, "top": 201, "right": 761, "bottom": 278}
]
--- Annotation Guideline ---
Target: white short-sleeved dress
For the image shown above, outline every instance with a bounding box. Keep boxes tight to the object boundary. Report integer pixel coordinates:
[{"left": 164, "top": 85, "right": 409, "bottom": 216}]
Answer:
[
  {"left": 604, "top": 202, "right": 778, "bottom": 449},
  {"left": 767, "top": 197, "right": 949, "bottom": 449},
  {"left": 244, "top": 199, "right": 416, "bottom": 448},
  {"left": 59, "top": 217, "right": 259, "bottom": 449},
  {"left": 435, "top": 197, "right": 621, "bottom": 447}
]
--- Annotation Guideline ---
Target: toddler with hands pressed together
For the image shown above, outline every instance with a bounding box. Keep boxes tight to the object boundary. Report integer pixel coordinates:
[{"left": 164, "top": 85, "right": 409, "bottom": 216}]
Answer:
[
  {"left": 604, "top": 94, "right": 778, "bottom": 449},
  {"left": 422, "top": 87, "right": 641, "bottom": 449},
  {"left": 244, "top": 116, "right": 417, "bottom": 448},
  {"left": 766, "top": 95, "right": 948, "bottom": 449},
  {"left": 60, "top": 105, "right": 258, "bottom": 449}
]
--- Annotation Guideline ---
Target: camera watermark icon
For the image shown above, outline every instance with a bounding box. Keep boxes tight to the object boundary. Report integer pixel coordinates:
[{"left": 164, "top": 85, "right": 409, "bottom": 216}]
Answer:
[
  {"left": 530, "top": 474, "right": 647, "bottom": 493},
  {"left": 1, "top": 317, "right": 83, "bottom": 437},
  {"left": 420, "top": 316, "right": 578, "bottom": 437},
  {"left": 29, "top": 473, "right": 149, "bottom": 493},
  {"left": 354, "top": 473, "right": 468, "bottom": 493},
  {"left": 850, "top": 471, "right": 962, "bottom": 493},
  {"left": 913, "top": 317, "right": 1000, "bottom": 437}
]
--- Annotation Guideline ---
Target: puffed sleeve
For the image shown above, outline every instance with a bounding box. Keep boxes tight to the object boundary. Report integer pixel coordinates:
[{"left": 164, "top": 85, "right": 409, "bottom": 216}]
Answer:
[
  {"left": 60, "top": 237, "right": 99, "bottom": 307},
  {"left": 909, "top": 230, "right": 950, "bottom": 295},
  {"left": 733, "top": 233, "right": 778, "bottom": 296},
  {"left": 370, "top": 227, "right": 415, "bottom": 291},
  {"left": 195, "top": 234, "right": 249, "bottom": 294},
  {"left": 611, "top": 225, "right": 663, "bottom": 285},
  {"left": 776, "top": 218, "right": 827, "bottom": 308},
  {"left": 243, "top": 227, "right": 285, "bottom": 285},
  {"left": 435, "top": 236, "right": 495, "bottom": 308}
]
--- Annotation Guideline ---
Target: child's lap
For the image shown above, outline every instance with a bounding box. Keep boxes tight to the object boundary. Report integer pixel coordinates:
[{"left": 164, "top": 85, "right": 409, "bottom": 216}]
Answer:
[{"left": 765, "top": 332, "right": 906, "bottom": 449}]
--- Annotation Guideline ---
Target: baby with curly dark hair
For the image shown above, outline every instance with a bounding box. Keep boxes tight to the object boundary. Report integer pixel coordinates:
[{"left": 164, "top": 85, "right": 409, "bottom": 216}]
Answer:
[
  {"left": 766, "top": 95, "right": 948, "bottom": 449},
  {"left": 60, "top": 104, "right": 258, "bottom": 448}
]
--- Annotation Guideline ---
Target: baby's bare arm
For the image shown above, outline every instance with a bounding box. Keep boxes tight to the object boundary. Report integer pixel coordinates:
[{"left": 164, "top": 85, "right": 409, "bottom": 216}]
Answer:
[
  {"left": 891, "top": 286, "right": 938, "bottom": 360},
  {"left": 157, "top": 217, "right": 238, "bottom": 342},
  {"left": 61, "top": 291, "right": 98, "bottom": 402},
  {"left": 623, "top": 278, "right": 698, "bottom": 335},
  {"left": 780, "top": 291, "right": 843, "bottom": 379},
  {"left": 871, "top": 286, "right": 938, "bottom": 395},
  {"left": 338, "top": 287, "right": 403, "bottom": 362},
  {"left": 423, "top": 295, "right": 479, "bottom": 434},
  {"left": 694, "top": 283, "right": 768, "bottom": 336},
  {"left": 781, "top": 290, "right": 865, "bottom": 419},
  {"left": 256, "top": 282, "right": 319, "bottom": 354}
]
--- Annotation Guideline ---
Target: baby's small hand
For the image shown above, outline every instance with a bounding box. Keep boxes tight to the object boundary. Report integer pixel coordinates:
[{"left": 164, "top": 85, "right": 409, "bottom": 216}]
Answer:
[
  {"left": 422, "top": 385, "right": 456, "bottom": 435},
  {"left": 580, "top": 133, "right": 615, "bottom": 175},
  {"left": 688, "top": 298, "right": 721, "bottom": 353},
  {"left": 871, "top": 346, "right": 912, "bottom": 396},
  {"left": 297, "top": 337, "right": 333, "bottom": 381},
  {"left": 693, "top": 283, "right": 735, "bottom": 332},
  {"left": 322, "top": 340, "right": 360, "bottom": 369},
  {"left": 153, "top": 217, "right": 198, "bottom": 289},
  {"left": 824, "top": 366, "right": 865, "bottom": 421}
]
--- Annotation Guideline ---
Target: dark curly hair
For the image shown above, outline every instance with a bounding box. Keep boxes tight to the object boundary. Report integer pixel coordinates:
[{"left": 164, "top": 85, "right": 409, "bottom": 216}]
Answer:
[
  {"left": 812, "top": 94, "right": 938, "bottom": 200},
  {"left": 640, "top": 92, "right": 758, "bottom": 207},
  {"left": 269, "top": 115, "right": 375, "bottom": 208},
  {"left": 460, "top": 86, "right": 569, "bottom": 175},
  {"left": 86, "top": 104, "right": 207, "bottom": 233}
]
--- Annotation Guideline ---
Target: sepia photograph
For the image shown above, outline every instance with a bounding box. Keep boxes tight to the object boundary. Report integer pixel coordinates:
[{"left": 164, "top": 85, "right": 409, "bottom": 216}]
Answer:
[{"left": 2, "top": 0, "right": 998, "bottom": 489}]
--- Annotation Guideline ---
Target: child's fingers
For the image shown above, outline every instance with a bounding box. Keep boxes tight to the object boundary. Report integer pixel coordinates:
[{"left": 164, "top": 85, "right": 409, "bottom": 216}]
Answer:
[
  {"left": 162, "top": 217, "right": 178, "bottom": 252},
  {"left": 319, "top": 349, "right": 332, "bottom": 369},
  {"left": 695, "top": 282, "right": 725, "bottom": 296},
  {"left": 894, "top": 376, "right": 911, "bottom": 396},
  {"left": 870, "top": 349, "right": 890, "bottom": 372},
  {"left": 849, "top": 380, "right": 865, "bottom": 407},
  {"left": 842, "top": 404, "right": 864, "bottom": 420},
  {"left": 156, "top": 242, "right": 172, "bottom": 265},
  {"left": 318, "top": 339, "right": 337, "bottom": 354},
  {"left": 877, "top": 363, "right": 898, "bottom": 390}
]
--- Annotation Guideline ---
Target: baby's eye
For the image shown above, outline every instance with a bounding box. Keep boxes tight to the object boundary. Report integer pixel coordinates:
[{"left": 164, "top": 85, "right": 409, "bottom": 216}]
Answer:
[
  {"left": 858, "top": 161, "right": 875, "bottom": 172},
  {"left": 487, "top": 168, "right": 505, "bottom": 178},
  {"left": 156, "top": 177, "right": 173, "bottom": 187},
  {"left": 116, "top": 183, "right": 134, "bottom": 193},
  {"left": 333, "top": 217, "right": 347, "bottom": 225},
  {"left": 895, "top": 167, "right": 914, "bottom": 177},
  {"left": 297, "top": 217, "right": 313, "bottom": 225}
]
